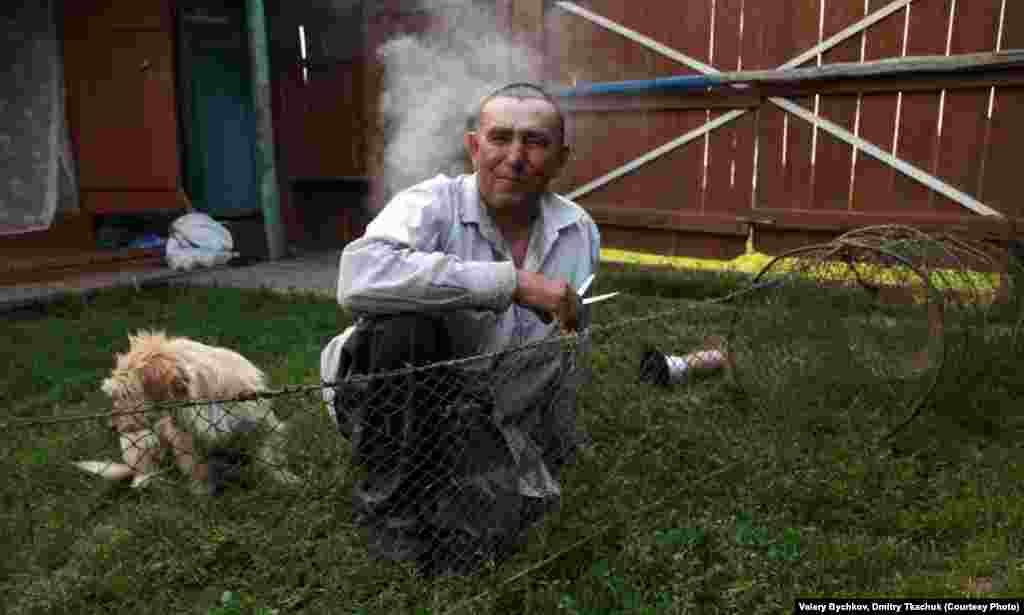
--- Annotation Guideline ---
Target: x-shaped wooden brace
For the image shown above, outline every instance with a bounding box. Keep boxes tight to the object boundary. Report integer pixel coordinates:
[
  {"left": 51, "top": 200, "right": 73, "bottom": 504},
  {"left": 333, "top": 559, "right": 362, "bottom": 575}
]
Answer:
[{"left": 555, "top": 0, "right": 1004, "bottom": 218}]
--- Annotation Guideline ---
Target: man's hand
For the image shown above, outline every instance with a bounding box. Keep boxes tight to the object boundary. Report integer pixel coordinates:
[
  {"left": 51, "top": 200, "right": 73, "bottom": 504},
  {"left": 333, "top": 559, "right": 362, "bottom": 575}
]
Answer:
[{"left": 513, "top": 270, "right": 580, "bottom": 332}]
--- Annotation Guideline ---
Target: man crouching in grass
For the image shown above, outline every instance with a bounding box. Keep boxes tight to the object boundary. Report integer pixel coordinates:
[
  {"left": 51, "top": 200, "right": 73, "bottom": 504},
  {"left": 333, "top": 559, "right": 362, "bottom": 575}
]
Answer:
[{"left": 321, "top": 83, "right": 599, "bottom": 576}]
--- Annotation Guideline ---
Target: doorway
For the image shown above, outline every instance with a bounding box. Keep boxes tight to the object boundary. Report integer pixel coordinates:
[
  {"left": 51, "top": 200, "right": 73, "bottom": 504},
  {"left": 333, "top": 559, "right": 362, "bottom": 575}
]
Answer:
[{"left": 178, "top": 2, "right": 260, "bottom": 218}]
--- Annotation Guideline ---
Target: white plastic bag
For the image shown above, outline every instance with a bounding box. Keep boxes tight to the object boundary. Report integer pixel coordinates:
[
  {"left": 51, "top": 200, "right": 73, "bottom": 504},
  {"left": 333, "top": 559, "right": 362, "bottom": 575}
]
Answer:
[{"left": 165, "top": 212, "right": 239, "bottom": 271}]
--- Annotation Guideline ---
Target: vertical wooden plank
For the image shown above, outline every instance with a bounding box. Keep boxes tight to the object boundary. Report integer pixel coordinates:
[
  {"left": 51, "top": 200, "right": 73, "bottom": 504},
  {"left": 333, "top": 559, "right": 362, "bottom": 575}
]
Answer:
[
  {"left": 305, "top": 61, "right": 367, "bottom": 178},
  {"left": 813, "top": 1, "right": 865, "bottom": 213},
  {"left": 933, "top": 88, "right": 989, "bottom": 217},
  {"left": 551, "top": 0, "right": 714, "bottom": 258},
  {"left": 555, "top": 1, "right": 702, "bottom": 83},
  {"left": 724, "top": 0, "right": 759, "bottom": 229},
  {"left": 1005, "top": 0, "right": 1024, "bottom": 50},
  {"left": 781, "top": 1, "right": 821, "bottom": 214},
  {"left": 851, "top": 0, "right": 906, "bottom": 214},
  {"left": 812, "top": 94, "right": 859, "bottom": 211},
  {"left": 992, "top": 2, "right": 1024, "bottom": 224},
  {"left": 981, "top": 87, "right": 1024, "bottom": 222},
  {"left": 704, "top": 0, "right": 747, "bottom": 220},
  {"left": 979, "top": 0, "right": 1022, "bottom": 223},
  {"left": 890, "top": 0, "right": 950, "bottom": 216},
  {"left": 751, "top": 0, "right": 816, "bottom": 209},
  {"left": 704, "top": 110, "right": 757, "bottom": 217},
  {"left": 569, "top": 109, "right": 709, "bottom": 215},
  {"left": 748, "top": 0, "right": 788, "bottom": 250},
  {"left": 554, "top": 107, "right": 602, "bottom": 196},
  {"left": 625, "top": 0, "right": 713, "bottom": 257},
  {"left": 948, "top": 0, "right": 1002, "bottom": 53},
  {"left": 974, "top": 1, "right": 1015, "bottom": 210},
  {"left": 932, "top": 3, "right": 1001, "bottom": 217},
  {"left": 729, "top": 106, "right": 757, "bottom": 218},
  {"left": 749, "top": 0, "right": 820, "bottom": 253},
  {"left": 852, "top": 94, "right": 897, "bottom": 214},
  {"left": 641, "top": 0, "right": 713, "bottom": 78},
  {"left": 660, "top": 109, "right": 711, "bottom": 216},
  {"left": 740, "top": 0, "right": 779, "bottom": 71},
  {"left": 742, "top": 0, "right": 778, "bottom": 231},
  {"left": 545, "top": 1, "right": 712, "bottom": 82},
  {"left": 559, "top": 109, "right": 626, "bottom": 200},
  {"left": 690, "top": 0, "right": 748, "bottom": 259},
  {"left": 622, "top": 0, "right": 658, "bottom": 198},
  {"left": 782, "top": 95, "right": 816, "bottom": 210}
]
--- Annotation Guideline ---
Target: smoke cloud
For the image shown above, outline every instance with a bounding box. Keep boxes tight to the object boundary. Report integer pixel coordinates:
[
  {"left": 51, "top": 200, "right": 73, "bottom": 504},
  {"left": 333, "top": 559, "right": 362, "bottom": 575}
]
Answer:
[{"left": 374, "top": 1, "right": 545, "bottom": 202}]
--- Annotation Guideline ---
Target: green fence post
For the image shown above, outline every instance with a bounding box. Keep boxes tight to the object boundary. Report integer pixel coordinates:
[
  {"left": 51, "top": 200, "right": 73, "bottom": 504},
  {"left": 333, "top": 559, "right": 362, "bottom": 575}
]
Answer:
[{"left": 246, "top": 0, "right": 286, "bottom": 261}]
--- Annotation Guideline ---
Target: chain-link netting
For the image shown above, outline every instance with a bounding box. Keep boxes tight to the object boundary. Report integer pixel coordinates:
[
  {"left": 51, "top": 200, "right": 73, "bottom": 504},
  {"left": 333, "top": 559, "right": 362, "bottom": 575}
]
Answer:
[
  {"left": 322, "top": 314, "right": 593, "bottom": 576},
  {"left": 2, "top": 226, "right": 1021, "bottom": 612},
  {"left": 723, "top": 225, "right": 1020, "bottom": 441}
]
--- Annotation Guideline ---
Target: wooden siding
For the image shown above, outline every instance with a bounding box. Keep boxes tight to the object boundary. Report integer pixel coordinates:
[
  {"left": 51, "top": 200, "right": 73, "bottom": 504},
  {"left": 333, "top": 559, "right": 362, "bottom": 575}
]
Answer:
[
  {"left": 541, "top": 0, "right": 1024, "bottom": 259},
  {"left": 63, "top": 0, "right": 181, "bottom": 214}
]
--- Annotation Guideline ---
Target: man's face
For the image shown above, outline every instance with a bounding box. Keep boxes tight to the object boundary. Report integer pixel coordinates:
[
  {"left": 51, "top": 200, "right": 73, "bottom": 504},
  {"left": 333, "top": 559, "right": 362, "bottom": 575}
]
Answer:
[{"left": 465, "top": 96, "right": 569, "bottom": 212}]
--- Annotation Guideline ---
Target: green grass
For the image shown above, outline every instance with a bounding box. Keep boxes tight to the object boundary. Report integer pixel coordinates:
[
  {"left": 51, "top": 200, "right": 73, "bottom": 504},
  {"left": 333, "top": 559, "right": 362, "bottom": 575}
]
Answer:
[{"left": 2, "top": 269, "right": 1023, "bottom": 614}]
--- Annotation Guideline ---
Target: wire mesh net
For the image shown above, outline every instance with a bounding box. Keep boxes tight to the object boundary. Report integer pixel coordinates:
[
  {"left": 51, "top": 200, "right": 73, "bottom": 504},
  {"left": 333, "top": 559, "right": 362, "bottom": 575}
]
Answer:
[
  {"left": 324, "top": 316, "right": 593, "bottom": 576},
  {"left": 2, "top": 225, "right": 1022, "bottom": 612},
  {"left": 723, "top": 225, "right": 1019, "bottom": 440}
]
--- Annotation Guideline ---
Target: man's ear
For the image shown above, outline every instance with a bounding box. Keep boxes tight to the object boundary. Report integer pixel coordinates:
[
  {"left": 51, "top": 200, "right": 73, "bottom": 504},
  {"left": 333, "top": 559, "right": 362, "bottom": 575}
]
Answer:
[{"left": 464, "top": 131, "right": 481, "bottom": 170}]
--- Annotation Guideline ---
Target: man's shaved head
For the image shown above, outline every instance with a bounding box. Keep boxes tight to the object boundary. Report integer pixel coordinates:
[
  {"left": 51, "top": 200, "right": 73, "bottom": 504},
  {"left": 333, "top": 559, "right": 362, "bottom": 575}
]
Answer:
[
  {"left": 468, "top": 82, "right": 566, "bottom": 145},
  {"left": 464, "top": 82, "right": 570, "bottom": 213}
]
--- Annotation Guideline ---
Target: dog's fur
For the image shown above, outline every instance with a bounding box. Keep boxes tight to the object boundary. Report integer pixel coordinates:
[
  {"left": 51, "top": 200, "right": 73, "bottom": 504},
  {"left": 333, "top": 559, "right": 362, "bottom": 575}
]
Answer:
[{"left": 75, "top": 331, "right": 298, "bottom": 492}]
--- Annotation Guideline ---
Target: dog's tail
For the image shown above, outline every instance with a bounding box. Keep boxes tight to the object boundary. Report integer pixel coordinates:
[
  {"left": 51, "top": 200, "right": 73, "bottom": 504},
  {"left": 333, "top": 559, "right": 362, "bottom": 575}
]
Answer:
[{"left": 72, "top": 461, "right": 164, "bottom": 488}]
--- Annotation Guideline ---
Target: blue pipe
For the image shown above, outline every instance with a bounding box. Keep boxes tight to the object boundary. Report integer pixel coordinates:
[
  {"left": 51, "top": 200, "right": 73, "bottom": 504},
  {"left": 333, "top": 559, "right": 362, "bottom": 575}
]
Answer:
[{"left": 553, "top": 74, "right": 731, "bottom": 97}]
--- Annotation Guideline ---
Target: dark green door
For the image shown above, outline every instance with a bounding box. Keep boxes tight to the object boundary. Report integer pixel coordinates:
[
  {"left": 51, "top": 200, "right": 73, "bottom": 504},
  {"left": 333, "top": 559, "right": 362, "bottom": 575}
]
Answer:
[{"left": 181, "top": 4, "right": 259, "bottom": 218}]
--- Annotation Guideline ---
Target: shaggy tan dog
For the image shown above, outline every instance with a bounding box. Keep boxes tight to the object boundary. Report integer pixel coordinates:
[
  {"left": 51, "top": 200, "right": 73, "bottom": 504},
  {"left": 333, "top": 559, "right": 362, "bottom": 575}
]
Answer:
[{"left": 74, "top": 331, "right": 299, "bottom": 492}]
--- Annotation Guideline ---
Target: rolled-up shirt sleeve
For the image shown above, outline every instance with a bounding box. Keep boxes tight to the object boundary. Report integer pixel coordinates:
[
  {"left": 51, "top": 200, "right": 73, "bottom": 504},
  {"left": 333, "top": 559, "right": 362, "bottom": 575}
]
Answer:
[{"left": 338, "top": 179, "right": 518, "bottom": 315}]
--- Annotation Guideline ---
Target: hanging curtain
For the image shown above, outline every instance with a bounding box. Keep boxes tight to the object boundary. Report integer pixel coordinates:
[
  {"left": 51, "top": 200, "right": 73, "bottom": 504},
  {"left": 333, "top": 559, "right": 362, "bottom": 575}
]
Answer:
[{"left": 0, "top": 0, "right": 79, "bottom": 236}]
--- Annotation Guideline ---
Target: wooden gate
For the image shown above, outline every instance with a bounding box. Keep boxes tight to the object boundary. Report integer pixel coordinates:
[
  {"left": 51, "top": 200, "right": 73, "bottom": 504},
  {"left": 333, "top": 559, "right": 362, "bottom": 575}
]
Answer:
[{"left": 535, "top": 0, "right": 1024, "bottom": 259}]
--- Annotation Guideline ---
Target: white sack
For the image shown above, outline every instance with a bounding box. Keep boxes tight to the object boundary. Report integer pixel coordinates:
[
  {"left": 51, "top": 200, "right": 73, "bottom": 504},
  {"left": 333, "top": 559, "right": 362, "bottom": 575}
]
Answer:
[{"left": 165, "top": 212, "right": 239, "bottom": 271}]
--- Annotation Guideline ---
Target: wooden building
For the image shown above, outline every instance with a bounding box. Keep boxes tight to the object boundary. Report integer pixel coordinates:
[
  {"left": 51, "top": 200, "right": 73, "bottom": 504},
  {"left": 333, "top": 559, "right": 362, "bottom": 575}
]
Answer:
[
  {"left": 2, "top": 0, "right": 1021, "bottom": 286},
  {"left": 1, "top": 0, "right": 415, "bottom": 284}
]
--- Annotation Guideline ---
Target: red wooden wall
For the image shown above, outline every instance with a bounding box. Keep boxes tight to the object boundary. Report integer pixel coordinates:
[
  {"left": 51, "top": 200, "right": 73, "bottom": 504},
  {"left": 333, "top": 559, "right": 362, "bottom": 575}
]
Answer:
[
  {"left": 63, "top": 0, "right": 182, "bottom": 215},
  {"left": 542, "top": 0, "right": 1024, "bottom": 258}
]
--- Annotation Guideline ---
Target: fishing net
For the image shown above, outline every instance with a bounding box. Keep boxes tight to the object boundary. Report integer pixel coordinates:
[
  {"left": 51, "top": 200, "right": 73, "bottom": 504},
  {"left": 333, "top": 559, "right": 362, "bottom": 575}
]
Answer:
[{"left": 724, "top": 225, "right": 1020, "bottom": 439}]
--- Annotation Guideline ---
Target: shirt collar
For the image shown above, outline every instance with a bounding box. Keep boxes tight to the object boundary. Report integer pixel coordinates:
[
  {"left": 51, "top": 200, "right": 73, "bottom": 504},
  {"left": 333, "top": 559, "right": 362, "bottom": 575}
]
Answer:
[{"left": 459, "top": 173, "right": 582, "bottom": 249}]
